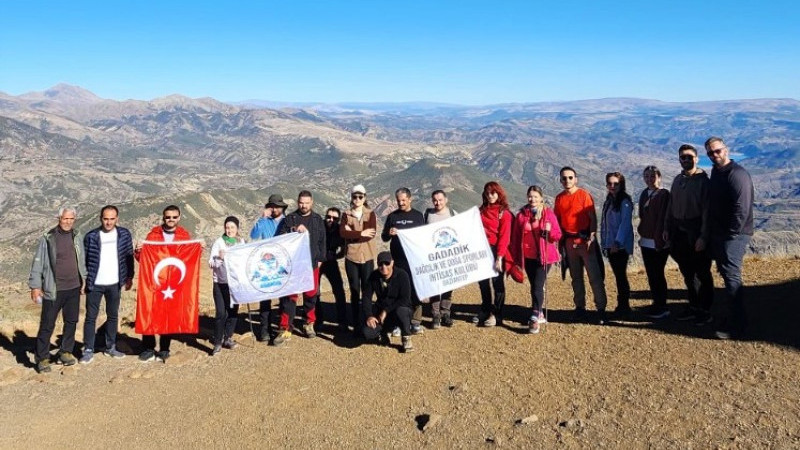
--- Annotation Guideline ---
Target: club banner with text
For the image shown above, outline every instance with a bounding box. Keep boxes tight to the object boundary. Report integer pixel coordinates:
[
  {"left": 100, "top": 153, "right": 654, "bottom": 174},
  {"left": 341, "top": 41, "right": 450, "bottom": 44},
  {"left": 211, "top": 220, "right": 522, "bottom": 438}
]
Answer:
[
  {"left": 225, "top": 232, "right": 314, "bottom": 304},
  {"left": 397, "top": 206, "right": 497, "bottom": 298},
  {"left": 136, "top": 240, "right": 203, "bottom": 335}
]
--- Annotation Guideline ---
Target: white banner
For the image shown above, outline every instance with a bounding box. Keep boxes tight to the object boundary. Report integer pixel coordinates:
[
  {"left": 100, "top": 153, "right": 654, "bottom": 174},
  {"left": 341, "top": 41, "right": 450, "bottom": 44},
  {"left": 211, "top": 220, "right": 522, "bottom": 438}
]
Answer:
[
  {"left": 397, "top": 206, "right": 497, "bottom": 298},
  {"left": 225, "top": 232, "right": 314, "bottom": 304}
]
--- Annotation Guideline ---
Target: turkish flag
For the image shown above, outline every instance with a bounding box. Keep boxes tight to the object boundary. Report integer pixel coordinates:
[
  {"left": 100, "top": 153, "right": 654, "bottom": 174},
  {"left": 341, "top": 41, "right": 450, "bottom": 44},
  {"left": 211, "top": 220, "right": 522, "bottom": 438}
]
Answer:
[{"left": 135, "top": 241, "right": 202, "bottom": 335}]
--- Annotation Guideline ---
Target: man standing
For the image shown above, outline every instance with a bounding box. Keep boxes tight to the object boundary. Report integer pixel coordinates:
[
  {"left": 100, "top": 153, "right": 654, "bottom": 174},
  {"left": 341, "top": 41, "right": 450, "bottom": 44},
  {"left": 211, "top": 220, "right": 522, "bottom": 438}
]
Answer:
[
  {"left": 424, "top": 189, "right": 456, "bottom": 329},
  {"left": 362, "top": 252, "right": 415, "bottom": 352},
  {"left": 320, "top": 207, "right": 347, "bottom": 331},
  {"left": 554, "top": 167, "right": 608, "bottom": 324},
  {"left": 250, "top": 193, "right": 287, "bottom": 341},
  {"left": 80, "top": 205, "right": 135, "bottom": 363},
  {"left": 665, "top": 144, "right": 715, "bottom": 325},
  {"left": 29, "top": 207, "right": 87, "bottom": 373},
  {"left": 705, "top": 137, "right": 754, "bottom": 340},
  {"left": 273, "top": 190, "right": 326, "bottom": 346},
  {"left": 381, "top": 187, "right": 426, "bottom": 334},
  {"left": 135, "top": 205, "right": 192, "bottom": 362}
]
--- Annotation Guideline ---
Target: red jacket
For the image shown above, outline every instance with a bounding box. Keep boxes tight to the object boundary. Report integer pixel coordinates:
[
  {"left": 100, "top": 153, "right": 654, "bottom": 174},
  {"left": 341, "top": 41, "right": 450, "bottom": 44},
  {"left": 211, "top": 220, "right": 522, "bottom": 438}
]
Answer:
[
  {"left": 480, "top": 204, "right": 512, "bottom": 259},
  {"left": 510, "top": 205, "right": 562, "bottom": 267}
]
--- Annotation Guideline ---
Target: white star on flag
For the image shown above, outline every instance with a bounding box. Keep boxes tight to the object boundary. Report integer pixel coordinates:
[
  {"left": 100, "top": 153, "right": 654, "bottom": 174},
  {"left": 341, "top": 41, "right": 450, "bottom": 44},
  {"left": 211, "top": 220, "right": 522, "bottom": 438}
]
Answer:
[{"left": 161, "top": 286, "right": 176, "bottom": 300}]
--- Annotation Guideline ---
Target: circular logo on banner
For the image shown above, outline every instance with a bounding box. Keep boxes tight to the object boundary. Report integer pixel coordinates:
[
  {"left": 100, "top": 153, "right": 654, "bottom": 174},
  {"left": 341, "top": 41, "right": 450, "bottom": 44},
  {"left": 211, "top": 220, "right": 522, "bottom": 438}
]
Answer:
[
  {"left": 432, "top": 227, "right": 459, "bottom": 249},
  {"left": 246, "top": 243, "right": 292, "bottom": 294}
]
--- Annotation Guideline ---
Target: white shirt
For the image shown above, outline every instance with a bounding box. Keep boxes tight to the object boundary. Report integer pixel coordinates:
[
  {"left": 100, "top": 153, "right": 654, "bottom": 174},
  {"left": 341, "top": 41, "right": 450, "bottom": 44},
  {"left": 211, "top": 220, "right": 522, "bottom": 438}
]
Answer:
[{"left": 94, "top": 228, "right": 119, "bottom": 285}]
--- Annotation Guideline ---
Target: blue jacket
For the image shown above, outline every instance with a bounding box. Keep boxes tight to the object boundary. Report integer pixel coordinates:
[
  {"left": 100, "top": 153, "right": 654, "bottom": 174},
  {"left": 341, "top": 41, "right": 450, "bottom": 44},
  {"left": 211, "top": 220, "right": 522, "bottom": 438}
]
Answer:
[
  {"left": 600, "top": 196, "right": 634, "bottom": 255},
  {"left": 250, "top": 216, "right": 283, "bottom": 240},
  {"left": 84, "top": 226, "right": 135, "bottom": 292}
]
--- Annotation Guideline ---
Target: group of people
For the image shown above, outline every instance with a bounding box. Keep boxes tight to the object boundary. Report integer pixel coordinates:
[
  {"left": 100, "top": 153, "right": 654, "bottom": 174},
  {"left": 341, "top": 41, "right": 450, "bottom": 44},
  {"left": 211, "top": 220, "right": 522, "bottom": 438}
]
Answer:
[{"left": 28, "top": 136, "right": 754, "bottom": 373}]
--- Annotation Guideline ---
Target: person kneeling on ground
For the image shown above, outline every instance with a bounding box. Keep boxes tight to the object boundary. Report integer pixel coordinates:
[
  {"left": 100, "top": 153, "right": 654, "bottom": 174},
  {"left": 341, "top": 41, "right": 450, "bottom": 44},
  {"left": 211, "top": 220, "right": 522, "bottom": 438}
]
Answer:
[{"left": 362, "top": 251, "right": 415, "bottom": 353}]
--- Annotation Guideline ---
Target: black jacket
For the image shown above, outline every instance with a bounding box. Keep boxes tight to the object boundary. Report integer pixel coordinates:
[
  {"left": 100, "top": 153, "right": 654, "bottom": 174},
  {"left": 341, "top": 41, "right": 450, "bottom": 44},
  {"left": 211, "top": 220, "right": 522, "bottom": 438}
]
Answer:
[
  {"left": 709, "top": 161, "right": 754, "bottom": 237},
  {"left": 277, "top": 210, "right": 327, "bottom": 266},
  {"left": 361, "top": 267, "right": 411, "bottom": 319}
]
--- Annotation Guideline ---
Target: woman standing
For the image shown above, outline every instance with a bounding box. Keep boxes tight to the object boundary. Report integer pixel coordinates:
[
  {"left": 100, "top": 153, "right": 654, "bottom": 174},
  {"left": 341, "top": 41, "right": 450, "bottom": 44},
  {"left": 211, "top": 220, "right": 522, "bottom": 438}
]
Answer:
[
  {"left": 600, "top": 172, "right": 634, "bottom": 318},
  {"left": 209, "top": 216, "right": 246, "bottom": 355},
  {"left": 476, "top": 181, "right": 513, "bottom": 327},
  {"left": 510, "top": 186, "right": 562, "bottom": 334},
  {"left": 638, "top": 165, "right": 671, "bottom": 319},
  {"left": 339, "top": 184, "right": 378, "bottom": 334}
]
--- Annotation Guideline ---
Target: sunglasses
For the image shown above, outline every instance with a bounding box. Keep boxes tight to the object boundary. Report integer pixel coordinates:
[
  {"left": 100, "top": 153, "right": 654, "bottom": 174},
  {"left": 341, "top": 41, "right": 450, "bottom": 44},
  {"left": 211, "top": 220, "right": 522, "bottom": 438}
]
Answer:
[
  {"left": 351, "top": 194, "right": 365, "bottom": 200},
  {"left": 378, "top": 261, "right": 391, "bottom": 267},
  {"left": 163, "top": 215, "right": 179, "bottom": 220},
  {"left": 325, "top": 215, "right": 339, "bottom": 220},
  {"left": 707, "top": 148, "right": 724, "bottom": 156},
  {"left": 560, "top": 176, "right": 575, "bottom": 181},
  {"left": 679, "top": 154, "right": 695, "bottom": 161}
]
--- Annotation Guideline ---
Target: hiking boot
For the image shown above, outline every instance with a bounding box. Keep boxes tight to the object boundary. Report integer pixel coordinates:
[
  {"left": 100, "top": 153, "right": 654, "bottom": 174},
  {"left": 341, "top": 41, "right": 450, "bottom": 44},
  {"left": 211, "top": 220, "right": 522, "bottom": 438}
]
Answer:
[
  {"left": 378, "top": 333, "right": 391, "bottom": 346},
  {"left": 442, "top": 313, "right": 454, "bottom": 327},
  {"left": 138, "top": 349, "right": 156, "bottom": 362},
  {"left": 391, "top": 327, "right": 401, "bottom": 337},
  {"left": 402, "top": 336, "right": 415, "bottom": 353},
  {"left": 528, "top": 317, "right": 540, "bottom": 334},
  {"left": 57, "top": 351, "right": 77, "bottom": 366},
  {"left": 676, "top": 308, "right": 697, "bottom": 322},
  {"left": 482, "top": 314, "right": 497, "bottom": 327},
  {"left": 571, "top": 308, "right": 588, "bottom": 322},
  {"left": 222, "top": 338, "right": 238, "bottom": 350},
  {"left": 155, "top": 350, "right": 170, "bottom": 362},
  {"left": 646, "top": 306, "right": 670, "bottom": 320},
  {"left": 104, "top": 347, "right": 126, "bottom": 358},
  {"left": 79, "top": 350, "right": 94, "bottom": 365},
  {"left": 36, "top": 358, "right": 52, "bottom": 373},
  {"left": 303, "top": 323, "right": 317, "bottom": 339},
  {"left": 211, "top": 344, "right": 222, "bottom": 356},
  {"left": 431, "top": 316, "right": 442, "bottom": 330},
  {"left": 273, "top": 329, "right": 292, "bottom": 347},
  {"left": 411, "top": 323, "right": 425, "bottom": 335}
]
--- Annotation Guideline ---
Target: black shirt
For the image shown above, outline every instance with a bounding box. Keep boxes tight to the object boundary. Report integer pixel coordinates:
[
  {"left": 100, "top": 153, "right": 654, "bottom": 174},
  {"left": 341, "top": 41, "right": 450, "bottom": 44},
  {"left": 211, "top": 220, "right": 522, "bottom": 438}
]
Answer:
[{"left": 361, "top": 267, "right": 411, "bottom": 319}]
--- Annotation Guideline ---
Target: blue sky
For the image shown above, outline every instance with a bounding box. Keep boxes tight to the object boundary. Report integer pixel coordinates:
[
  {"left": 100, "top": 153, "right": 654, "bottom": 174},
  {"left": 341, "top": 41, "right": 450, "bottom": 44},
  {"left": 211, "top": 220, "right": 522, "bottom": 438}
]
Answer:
[{"left": 1, "top": 0, "right": 798, "bottom": 104}]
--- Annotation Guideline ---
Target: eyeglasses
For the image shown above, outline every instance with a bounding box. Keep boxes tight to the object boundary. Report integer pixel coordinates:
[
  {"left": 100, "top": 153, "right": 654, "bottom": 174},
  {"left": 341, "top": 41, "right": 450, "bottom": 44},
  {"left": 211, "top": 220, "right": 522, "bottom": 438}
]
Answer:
[
  {"left": 351, "top": 194, "right": 364, "bottom": 200},
  {"left": 707, "top": 147, "right": 725, "bottom": 156},
  {"left": 679, "top": 154, "right": 695, "bottom": 161},
  {"left": 163, "top": 216, "right": 179, "bottom": 220},
  {"left": 325, "top": 215, "right": 339, "bottom": 220},
  {"left": 560, "top": 176, "right": 574, "bottom": 181},
  {"left": 378, "top": 261, "right": 391, "bottom": 267}
]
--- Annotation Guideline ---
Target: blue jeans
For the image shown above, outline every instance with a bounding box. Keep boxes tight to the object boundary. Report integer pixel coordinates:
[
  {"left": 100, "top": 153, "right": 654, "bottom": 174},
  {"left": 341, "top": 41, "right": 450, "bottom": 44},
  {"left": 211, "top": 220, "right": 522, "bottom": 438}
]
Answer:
[
  {"left": 84, "top": 284, "right": 122, "bottom": 351},
  {"left": 710, "top": 234, "right": 750, "bottom": 335}
]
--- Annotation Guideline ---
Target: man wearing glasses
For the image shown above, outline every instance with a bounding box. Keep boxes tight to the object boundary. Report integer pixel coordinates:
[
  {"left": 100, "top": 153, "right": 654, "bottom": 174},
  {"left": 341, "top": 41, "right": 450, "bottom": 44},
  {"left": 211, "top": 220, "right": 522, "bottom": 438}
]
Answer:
[
  {"left": 319, "top": 207, "right": 347, "bottom": 331},
  {"left": 705, "top": 137, "right": 754, "bottom": 340},
  {"left": 250, "top": 193, "right": 288, "bottom": 342},
  {"left": 135, "top": 205, "right": 192, "bottom": 362},
  {"left": 665, "top": 144, "right": 714, "bottom": 326},
  {"left": 362, "top": 251, "right": 415, "bottom": 353},
  {"left": 554, "top": 166, "right": 608, "bottom": 324}
]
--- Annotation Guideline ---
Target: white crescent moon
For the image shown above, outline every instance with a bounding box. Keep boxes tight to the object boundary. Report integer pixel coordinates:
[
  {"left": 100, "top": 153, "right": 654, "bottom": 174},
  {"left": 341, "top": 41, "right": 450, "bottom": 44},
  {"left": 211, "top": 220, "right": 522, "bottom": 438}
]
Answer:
[{"left": 153, "top": 257, "right": 186, "bottom": 287}]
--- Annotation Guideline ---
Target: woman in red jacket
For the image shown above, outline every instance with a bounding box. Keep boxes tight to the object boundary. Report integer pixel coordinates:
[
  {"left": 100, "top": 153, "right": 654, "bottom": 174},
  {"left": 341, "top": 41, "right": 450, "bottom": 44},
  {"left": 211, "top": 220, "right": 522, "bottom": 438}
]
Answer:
[
  {"left": 510, "top": 185, "right": 562, "bottom": 334},
  {"left": 476, "top": 181, "right": 512, "bottom": 327}
]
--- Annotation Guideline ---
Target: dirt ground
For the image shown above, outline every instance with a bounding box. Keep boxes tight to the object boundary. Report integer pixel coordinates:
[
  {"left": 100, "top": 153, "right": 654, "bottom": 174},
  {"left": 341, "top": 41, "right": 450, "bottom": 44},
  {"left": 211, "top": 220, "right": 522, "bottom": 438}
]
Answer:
[{"left": 1, "top": 257, "right": 799, "bottom": 449}]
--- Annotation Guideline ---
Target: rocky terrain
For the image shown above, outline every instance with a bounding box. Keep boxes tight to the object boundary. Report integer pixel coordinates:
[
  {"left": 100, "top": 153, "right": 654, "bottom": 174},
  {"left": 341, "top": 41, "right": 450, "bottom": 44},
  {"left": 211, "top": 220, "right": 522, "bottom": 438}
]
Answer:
[{"left": 1, "top": 257, "right": 798, "bottom": 448}]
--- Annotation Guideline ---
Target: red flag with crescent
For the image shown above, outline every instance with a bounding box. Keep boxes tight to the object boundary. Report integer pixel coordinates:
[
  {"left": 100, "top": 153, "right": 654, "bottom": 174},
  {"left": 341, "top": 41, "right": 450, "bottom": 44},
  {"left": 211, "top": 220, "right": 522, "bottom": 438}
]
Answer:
[{"left": 135, "top": 241, "right": 202, "bottom": 334}]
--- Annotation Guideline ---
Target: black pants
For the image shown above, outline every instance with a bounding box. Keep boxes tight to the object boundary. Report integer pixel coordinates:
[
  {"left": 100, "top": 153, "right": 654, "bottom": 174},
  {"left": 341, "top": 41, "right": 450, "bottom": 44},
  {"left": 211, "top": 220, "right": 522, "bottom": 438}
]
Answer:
[
  {"left": 670, "top": 229, "right": 714, "bottom": 312},
  {"left": 394, "top": 259, "right": 422, "bottom": 325},
  {"left": 479, "top": 274, "right": 506, "bottom": 318},
  {"left": 259, "top": 299, "right": 272, "bottom": 335},
  {"left": 362, "top": 305, "right": 413, "bottom": 339},
  {"left": 523, "top": 258, "right": 550, "bottom": 316},
  {"left": 607, "top": 250, "right": 630, "bottom": 311},
  {"left": 83, "top": 284, "right": 122, "bottom": 352},
  {"left": 213, "top": 283, "right": 239, "bottom": 344},
  {"left": 641, "top": 247, "right": 669, "bottom": 308},
  {"left": 344, "top": 259, "right": 373, "bottom": 328},
  {"left": 36, "top": 287, "right": 80, "bottom": 362},
  {"left": 320, "top": 260, "right": 347, "bottom": 326},
  {"left": 141, "top": 334, "right": 172, "bottom": 352}
]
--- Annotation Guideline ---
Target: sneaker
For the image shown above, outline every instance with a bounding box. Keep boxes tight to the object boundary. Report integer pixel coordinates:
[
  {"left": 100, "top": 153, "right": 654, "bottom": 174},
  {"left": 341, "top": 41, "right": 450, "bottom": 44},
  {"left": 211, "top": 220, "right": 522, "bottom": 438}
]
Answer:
[
  {"left": 211, "top": 344, "right": 222, "bottom": 356},
  {"left": 528, "top": 317, "right": 540, "bottom": 334},
  {"left": 676, "top": 308, "right": 698, "bottom": 322},
  {"left": 222, "top": 338, "right": 238, "bottom": 350},
  {"left": 79, "top": 350, "right": 94, "bottom": 365},
  {"left": 104, "top": 347, "right": 126, "bottom": 359},
  {"left": 138, "top": 349, "right": 156, "bottom": 362},
  {"left": 36, "top": 358, "right": 52, "bottom": 373},
  {"left": 442, "top": 314, "right": 454, "bottom": 327},
  {"left": 57, "top": 351, "right": 77, "bottom": 366},
  {"left": 646, "top": 307, "right": 671, "bottom": 320},
  {"left": 155, "top": 350, "right": 170, "bottom": 362},
  {"left": 273, "top": 329, "right": 292, "bottom": 347},
  {"left": 537, "top": 312, "right": 547, "bottom": 324},
  {"left": 391, "top": 327, "right": 401, "bottom": 337},
  {"left": 715, "top": 330, "right": 732, "bottom": 340},
  {"left": 303, "top": 323, "right": 317, "bottom": 339},
  {"left": 482, "top": 314, "right": 497, "bottom": 327},
  {"left": 694, "top": 313, "right": 713, "bottom": 327},
  {"left": 571, "top": 308, "right": 588, "bottom": 322},
  {"left": 411, "top": 324, "right": 425, "bottom": 335},
  {"left": 431, "top": 316, "right": 442, "bottom": 330},
  {"left": 402, "top": 336, "right": 415, "bottom": 353}
]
